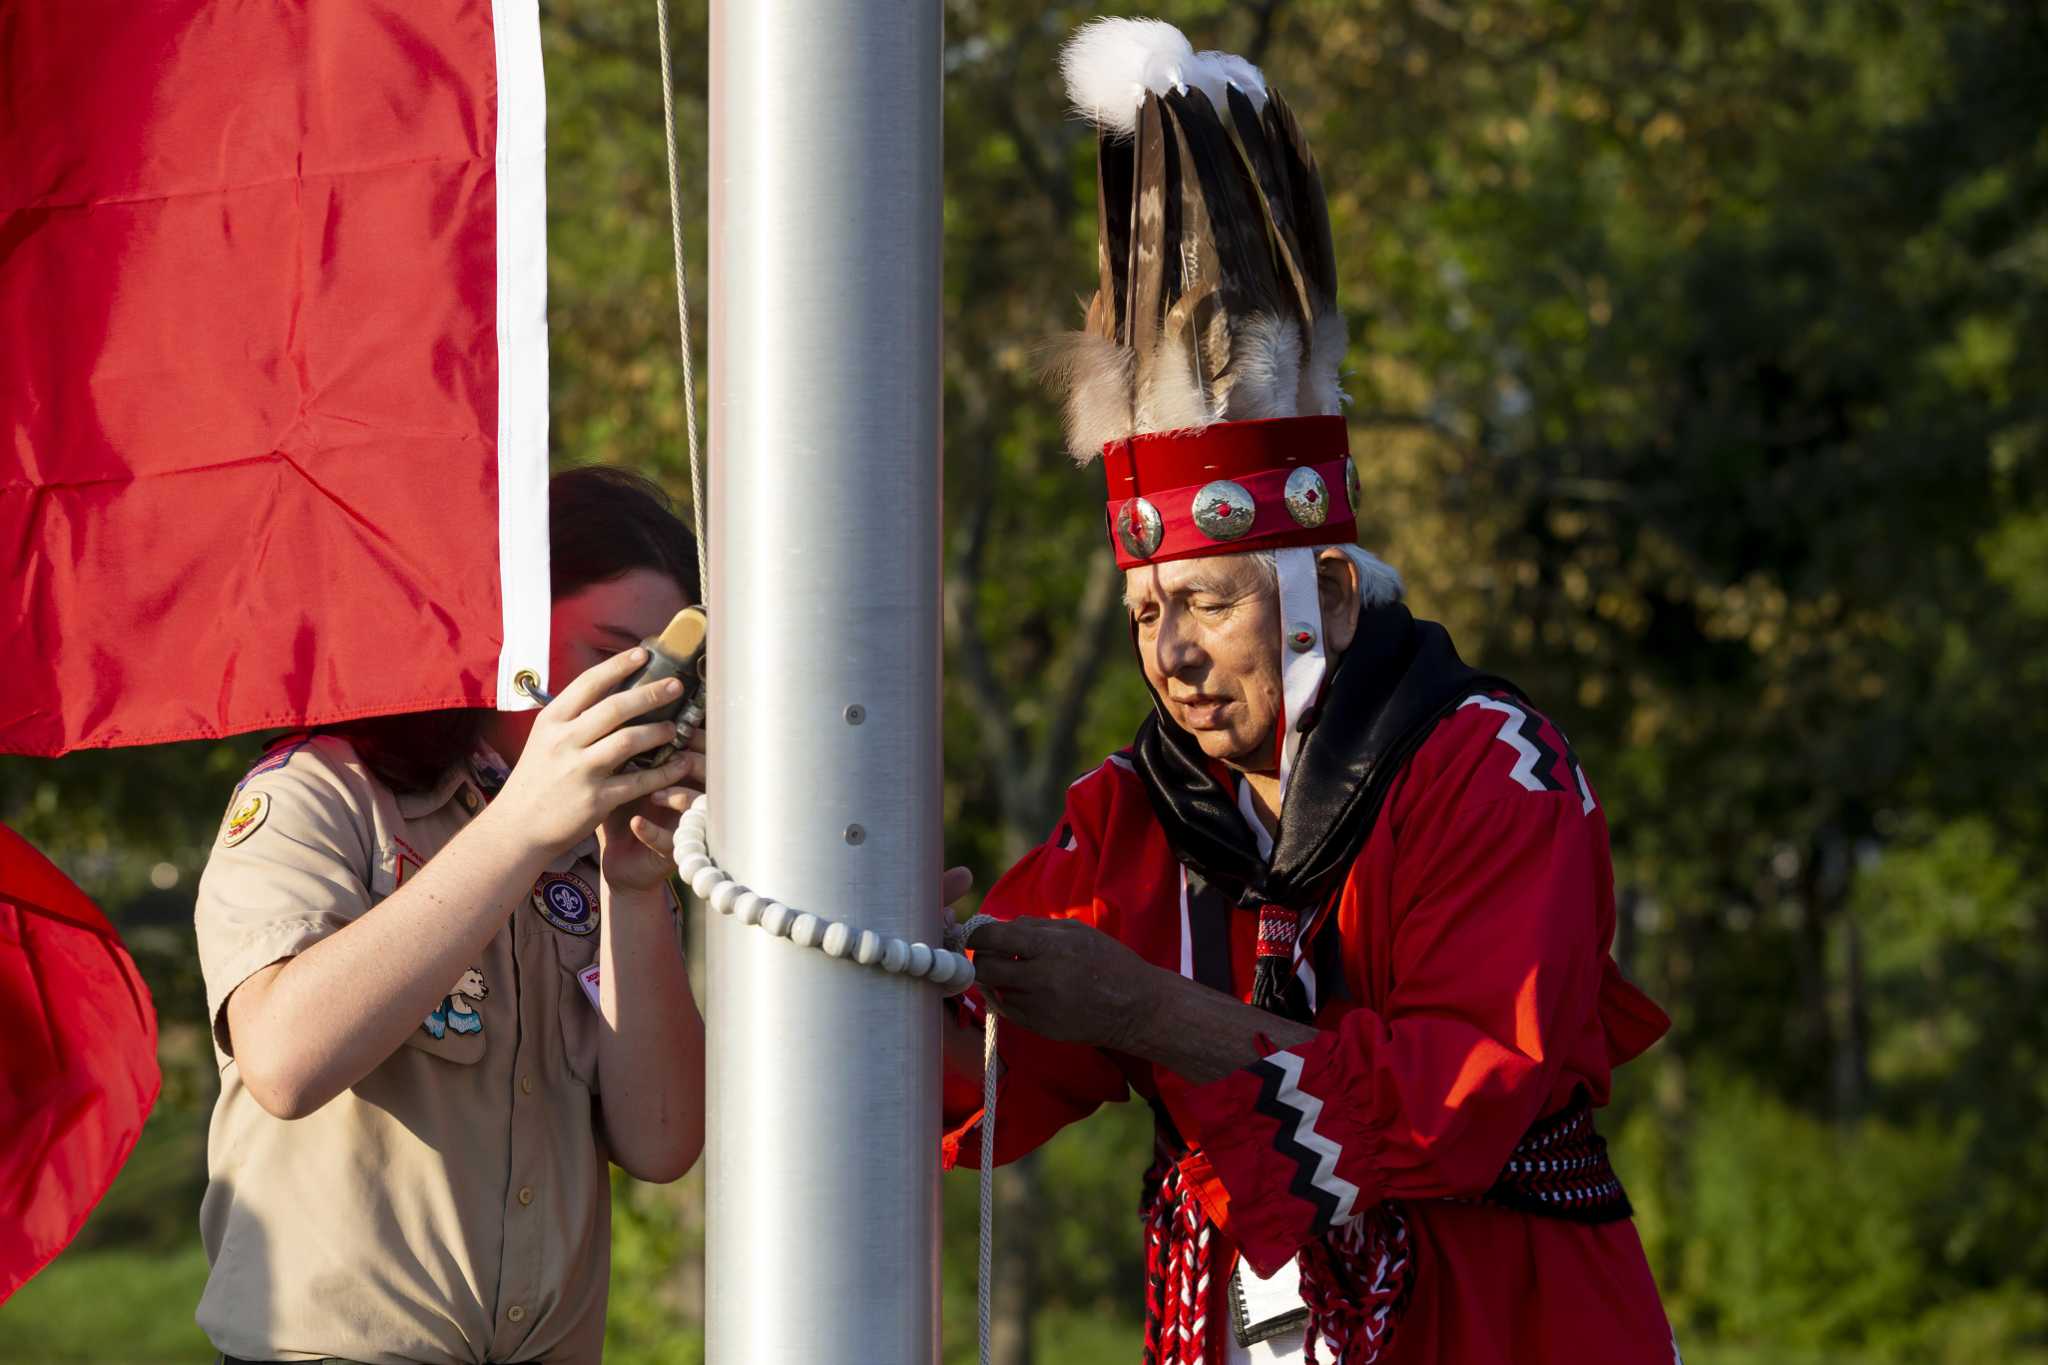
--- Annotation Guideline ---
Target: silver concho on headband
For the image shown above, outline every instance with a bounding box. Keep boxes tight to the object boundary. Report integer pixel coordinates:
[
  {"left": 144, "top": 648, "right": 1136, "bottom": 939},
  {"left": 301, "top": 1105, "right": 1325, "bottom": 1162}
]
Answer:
[
  {"left": 1192, "top": 479, "right": 1256, "bottom": 541},
  {"left": 1283, "top": 466, "right": 1330, "bottom": 529},
  {"left": 1346, "top": 460, "right": 1361, "bottom": 516},
  {"left": 1116, "top": 496, "right": 1164, "bottom": 559}
]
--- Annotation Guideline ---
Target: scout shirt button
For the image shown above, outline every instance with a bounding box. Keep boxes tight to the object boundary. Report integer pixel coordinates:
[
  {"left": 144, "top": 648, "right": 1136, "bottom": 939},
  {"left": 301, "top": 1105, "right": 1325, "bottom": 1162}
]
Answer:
[
  {"left": 518, "top": 1185, "right": 535, "bottom": 1206},
  {"left": 521, "top": 1074, "right": 533, "bottom": 1095},
  {"left": 459, "top": 784, "right": 483, "bottom": 814},
  {"left": 507, "top": 1305, "right": 526, "bottom": 1324}
]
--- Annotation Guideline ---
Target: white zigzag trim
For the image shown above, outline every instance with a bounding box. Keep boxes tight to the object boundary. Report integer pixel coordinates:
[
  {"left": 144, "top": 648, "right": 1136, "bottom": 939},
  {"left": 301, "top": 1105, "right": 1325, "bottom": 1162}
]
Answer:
[
  {"left": 1264, "top": 1050, "right": 1362, "bottom": 1227},
  {"left": 1460, "top": 694, "right": 1548, "bottom": 794},
  {"left": 1068, "top": 751, "right": 1136, "bottom": 791}
]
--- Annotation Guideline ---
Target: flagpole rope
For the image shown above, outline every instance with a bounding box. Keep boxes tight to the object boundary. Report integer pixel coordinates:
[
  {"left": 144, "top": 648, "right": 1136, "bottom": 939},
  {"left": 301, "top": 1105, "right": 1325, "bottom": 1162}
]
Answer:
[
  {"left": 654, "top": 0, "right": 707, "bottom": 593},
  {"left": 979, "top": 1008, "right": 998, "bottom": 1365}
]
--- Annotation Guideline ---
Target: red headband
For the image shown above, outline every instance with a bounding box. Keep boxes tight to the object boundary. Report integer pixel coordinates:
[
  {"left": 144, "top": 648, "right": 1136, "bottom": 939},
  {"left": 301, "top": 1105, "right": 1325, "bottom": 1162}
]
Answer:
[{"left": 1100, "top": 415, "right": 1357, "bottom": 571}]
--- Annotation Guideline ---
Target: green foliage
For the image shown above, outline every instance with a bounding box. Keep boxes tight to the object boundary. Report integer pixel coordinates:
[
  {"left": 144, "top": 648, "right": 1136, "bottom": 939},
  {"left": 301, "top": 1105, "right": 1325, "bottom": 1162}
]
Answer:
[
  {"left": 605, "top": 1169, "right": 707, "bottom": 1365},
  {"left": 1622, "top": 1072, "right": 2048, "bottom": 1363}
]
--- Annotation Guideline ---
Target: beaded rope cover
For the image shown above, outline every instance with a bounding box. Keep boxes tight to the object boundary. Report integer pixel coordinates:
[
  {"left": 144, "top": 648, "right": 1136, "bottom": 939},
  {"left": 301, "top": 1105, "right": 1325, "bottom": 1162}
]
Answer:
[{"left": 673, "top": 796, "right": 978, "bottom": 994}]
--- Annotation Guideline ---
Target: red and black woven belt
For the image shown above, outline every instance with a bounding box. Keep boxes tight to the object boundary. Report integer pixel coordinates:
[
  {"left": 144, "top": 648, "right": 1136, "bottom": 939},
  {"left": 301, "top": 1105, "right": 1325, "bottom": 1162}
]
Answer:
[{"left": 1484, "top": 1094, "right": 1634, "bottom": 1223}]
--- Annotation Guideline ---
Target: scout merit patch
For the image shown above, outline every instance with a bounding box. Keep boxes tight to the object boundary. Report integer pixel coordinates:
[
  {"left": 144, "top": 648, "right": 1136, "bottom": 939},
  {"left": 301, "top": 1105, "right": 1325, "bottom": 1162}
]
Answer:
[
  {"left": 533, "top": 869, "right": 598, "bottom": 936},
  {"left": 221, "top": 791, "right": 271, "bottom": 846}
]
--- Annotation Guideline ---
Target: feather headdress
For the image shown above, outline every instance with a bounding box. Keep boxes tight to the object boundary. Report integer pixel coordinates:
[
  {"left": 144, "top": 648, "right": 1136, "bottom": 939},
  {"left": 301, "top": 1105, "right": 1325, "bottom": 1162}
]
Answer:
[
  {"left": 1054, "top": 24, "right": 1365, "bottom": 1000},
  {"left": 1048, "top": 18, "right": 1345, "bottom": 464}
]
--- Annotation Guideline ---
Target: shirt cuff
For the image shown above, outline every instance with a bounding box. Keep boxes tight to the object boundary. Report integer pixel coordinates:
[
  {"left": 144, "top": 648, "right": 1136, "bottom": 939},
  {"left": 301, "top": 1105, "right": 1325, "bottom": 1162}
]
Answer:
[
  {"left": 1165, "top": 1030, "right": 1384, "bottom": 1277},
  {"left": 204, "top": 916, "right": 333, "bottom": 1057}
]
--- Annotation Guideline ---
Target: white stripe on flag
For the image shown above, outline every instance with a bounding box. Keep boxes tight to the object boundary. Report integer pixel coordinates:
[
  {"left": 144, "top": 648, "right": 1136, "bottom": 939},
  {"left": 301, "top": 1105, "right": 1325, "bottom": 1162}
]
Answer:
[{"left": 493, "top": 0, "right": 551, "bottom": 709}]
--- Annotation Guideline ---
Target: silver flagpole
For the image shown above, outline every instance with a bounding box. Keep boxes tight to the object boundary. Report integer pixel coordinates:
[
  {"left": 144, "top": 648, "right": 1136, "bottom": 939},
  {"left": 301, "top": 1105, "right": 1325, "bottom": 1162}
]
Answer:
[{"left": 705, "top": 1, "right": 944, "bottom": 1361}]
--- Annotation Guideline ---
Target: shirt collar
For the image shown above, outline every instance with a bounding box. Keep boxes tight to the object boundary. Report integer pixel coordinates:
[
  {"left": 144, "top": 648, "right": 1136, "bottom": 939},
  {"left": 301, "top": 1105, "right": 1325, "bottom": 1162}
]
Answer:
[
  {"left": 1234, "top": 777, "right": 1276, "bottom": 862},
  {"left": 393, "top": 741, "right": 598, "bottom": 866}
]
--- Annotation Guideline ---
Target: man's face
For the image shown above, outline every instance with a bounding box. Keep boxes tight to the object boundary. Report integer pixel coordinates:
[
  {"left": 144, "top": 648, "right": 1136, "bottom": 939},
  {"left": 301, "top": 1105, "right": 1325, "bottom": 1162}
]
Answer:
[
  {"left": 1126, "top": 554, "right": 1283, "bottom": 772},
  {"left": 495, "top": 567, "right": 692, "bottom": 760}
]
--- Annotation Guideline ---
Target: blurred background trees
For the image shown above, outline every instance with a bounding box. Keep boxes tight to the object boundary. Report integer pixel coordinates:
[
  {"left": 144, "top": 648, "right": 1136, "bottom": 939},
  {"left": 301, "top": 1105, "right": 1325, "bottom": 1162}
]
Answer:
[{"left": 4, "top": 1, "right": 2044, "bottom": 1361}]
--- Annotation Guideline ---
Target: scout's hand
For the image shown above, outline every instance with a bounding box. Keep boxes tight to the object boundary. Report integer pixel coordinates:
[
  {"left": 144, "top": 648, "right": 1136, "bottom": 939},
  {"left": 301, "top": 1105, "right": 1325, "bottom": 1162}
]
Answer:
[
  {"left": 604, "top": 727, "right": 709, "bottom": 893},
  {"left": 600, "top": 798, "right": 684, "bottom": 894},
  {"left": 493, "top": 647, "right": 697, "bottom": 858},
  {"left": 966, "top": 917, "right": 1161, "bottom": 1051}
]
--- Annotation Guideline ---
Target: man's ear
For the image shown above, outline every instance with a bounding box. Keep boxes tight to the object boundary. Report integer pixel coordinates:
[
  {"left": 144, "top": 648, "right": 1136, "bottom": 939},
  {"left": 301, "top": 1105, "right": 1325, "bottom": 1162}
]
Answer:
[{"left": 1317, "top": 548, "right": 1363, "bottom": 654}]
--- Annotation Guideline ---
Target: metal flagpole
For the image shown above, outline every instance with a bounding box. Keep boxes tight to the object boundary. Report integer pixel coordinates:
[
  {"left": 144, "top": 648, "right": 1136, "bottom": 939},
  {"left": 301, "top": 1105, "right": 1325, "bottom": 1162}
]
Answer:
[{"left": 705, "top": 0, "right": 944, "bottom": 1360}]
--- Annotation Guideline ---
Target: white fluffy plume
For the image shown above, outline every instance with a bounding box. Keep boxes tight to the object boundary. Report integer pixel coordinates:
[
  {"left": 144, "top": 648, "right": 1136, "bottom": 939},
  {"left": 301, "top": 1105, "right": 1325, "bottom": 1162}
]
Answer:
[
  {"left": 1299, "top": 306, "right": 1350, "bottom": 416},
  {"left": 1060, "top": 18, "right": 1194, "bottom": 135},
  {"left": 1185, "top": 51, "right": 1269, "bottom": 116},
  {"left": 1219, "top": 313, "right": 1303, "bottom": 420},
  {"left": 1042, "top": 333, "right": 1136, "bottom": 463},
  {"left": 1061, "top": 20, "right": 1269, "bottom": 134}
]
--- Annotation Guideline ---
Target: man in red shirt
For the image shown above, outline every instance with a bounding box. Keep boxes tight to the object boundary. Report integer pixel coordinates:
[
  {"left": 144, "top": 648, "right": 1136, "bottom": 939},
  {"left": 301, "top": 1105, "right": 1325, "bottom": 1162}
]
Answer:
[{"left": 946, "top": 19, "right": 1678, "bottom": 1364}]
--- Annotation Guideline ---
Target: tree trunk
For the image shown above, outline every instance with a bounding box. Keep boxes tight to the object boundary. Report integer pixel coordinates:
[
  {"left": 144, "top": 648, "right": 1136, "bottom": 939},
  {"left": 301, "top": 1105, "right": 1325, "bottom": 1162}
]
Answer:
[{"left": 1832, "top": 903, "right": 1869, "bottom": 1122}]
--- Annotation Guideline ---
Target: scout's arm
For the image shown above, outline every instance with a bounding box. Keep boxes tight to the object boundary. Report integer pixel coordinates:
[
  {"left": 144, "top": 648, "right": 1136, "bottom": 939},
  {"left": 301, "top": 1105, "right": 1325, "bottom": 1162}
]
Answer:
[
  {"left": 225, "top": 807, "right": 552, "bottom": 1119},
  {"left": 588, "top": 769, "right": 708, "bottom": 1184},
  {"left": 224, "top": 650, "right": 695, "bottom": 1120}
]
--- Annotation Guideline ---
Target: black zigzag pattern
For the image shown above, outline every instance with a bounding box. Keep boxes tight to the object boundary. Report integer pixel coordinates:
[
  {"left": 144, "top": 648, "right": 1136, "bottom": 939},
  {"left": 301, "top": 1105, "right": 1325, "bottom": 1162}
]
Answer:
[
  {"left": 1249, "top": 1057, "right": 1345, "bottom": 1234},
  {"left": 1507, "top": 701, "right": 1567, "bottom": 794},
  {"left": 1559, "top": 731, "right": 1597, "bottom": 813}
]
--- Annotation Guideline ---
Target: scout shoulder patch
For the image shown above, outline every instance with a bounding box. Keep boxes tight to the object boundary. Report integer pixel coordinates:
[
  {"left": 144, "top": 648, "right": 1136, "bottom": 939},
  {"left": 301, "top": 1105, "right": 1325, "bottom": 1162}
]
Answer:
[
  {"left": 532, "top": 869, "right": 599, "bottom": 936},
  {"left": 220, "top": 790, "right": 271, "bottom": 847},
  {"left": 234, "top": 736, "right": 307, "bottom": 795}
]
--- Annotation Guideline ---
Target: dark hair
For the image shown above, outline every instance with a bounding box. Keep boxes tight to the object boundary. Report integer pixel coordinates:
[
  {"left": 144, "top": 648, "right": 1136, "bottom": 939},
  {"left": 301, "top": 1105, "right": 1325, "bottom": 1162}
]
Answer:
[{"left": 321, "top": 466, "right": 700, "bottom": 793}]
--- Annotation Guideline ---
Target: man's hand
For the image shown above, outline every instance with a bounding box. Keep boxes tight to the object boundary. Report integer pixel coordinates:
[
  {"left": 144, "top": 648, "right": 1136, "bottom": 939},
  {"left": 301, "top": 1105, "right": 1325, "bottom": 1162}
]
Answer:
[{"left": 966, "top": 917, "right": 1164, "bottom": 1052}]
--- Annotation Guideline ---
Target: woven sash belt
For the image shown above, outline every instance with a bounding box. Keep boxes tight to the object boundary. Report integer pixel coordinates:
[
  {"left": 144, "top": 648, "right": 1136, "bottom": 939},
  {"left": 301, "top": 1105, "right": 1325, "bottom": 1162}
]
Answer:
[{"left": 1483, "top": 1093, "right": 1633, "bottom": 1223}]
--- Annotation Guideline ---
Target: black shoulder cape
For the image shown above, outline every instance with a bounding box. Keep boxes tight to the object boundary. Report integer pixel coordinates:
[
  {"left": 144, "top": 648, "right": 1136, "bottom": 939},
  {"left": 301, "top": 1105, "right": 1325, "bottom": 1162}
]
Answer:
[{"left": 1129, "top": 603, "right": 1520, "bottom": 915}]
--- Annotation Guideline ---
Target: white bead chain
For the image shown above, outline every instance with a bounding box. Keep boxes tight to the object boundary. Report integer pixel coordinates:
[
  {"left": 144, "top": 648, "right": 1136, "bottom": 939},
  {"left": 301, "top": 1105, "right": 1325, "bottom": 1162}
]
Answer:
[{"left": 675, "top": 795, "right": 978, "bottom": 994}]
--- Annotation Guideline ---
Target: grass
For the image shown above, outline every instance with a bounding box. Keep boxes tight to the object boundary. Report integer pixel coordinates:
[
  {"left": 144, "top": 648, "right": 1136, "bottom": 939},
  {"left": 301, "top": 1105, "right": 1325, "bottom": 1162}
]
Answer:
[
  {"left": 4, "top": 1244, "right": 215, "bottom": 1365},
  {"left": 14, "top": 1097, "right": 2041, "bottom": 1365}
]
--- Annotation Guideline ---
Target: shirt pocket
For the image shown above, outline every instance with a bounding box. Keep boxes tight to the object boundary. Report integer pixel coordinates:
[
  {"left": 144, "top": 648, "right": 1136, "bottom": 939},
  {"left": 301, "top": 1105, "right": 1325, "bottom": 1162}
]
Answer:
[{"left": 554, "top": 931, "right": 602, "bottom": 1092}]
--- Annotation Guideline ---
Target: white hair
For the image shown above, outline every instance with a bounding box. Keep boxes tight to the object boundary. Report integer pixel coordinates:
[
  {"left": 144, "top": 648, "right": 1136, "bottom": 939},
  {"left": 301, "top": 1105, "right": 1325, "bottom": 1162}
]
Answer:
[
  {"left": 1121, "top": 544, "right": 1405, "bottom": 611},
  {"left": 1249, "top": 544, "right": 1404, "bottom": 607}
]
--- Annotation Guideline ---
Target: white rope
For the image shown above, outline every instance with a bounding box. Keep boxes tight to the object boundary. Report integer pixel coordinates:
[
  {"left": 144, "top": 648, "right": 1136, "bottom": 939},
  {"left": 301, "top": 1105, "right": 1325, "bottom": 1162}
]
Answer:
[
  {"left": 653, "top": 0, "right": 707, "bottom": 594},
  {"left": 979, "top": 1009, "right": 997, "bottom": 1365},
  {"left": 673, "top": 797, "right": 977, "bottom": 993}
]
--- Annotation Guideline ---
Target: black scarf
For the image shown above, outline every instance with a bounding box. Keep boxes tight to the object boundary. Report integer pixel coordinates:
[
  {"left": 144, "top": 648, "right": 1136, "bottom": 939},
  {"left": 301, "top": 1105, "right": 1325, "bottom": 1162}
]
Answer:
[{"left": 1129, "top": 603, "right": 1519, "bottom": 1020}]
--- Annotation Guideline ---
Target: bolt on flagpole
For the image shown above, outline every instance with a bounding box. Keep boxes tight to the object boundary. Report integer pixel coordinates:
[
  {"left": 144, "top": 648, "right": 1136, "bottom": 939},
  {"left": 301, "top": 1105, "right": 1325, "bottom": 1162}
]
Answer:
[{"left": 705, "top": 0, "right": 944, "bottom": 1361}]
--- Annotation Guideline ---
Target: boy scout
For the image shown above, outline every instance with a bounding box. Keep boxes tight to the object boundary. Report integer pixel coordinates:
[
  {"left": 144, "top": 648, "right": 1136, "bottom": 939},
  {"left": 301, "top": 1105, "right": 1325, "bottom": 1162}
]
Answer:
[{"left": 194, "top": 469, "right": 705, "bottom": 1364}]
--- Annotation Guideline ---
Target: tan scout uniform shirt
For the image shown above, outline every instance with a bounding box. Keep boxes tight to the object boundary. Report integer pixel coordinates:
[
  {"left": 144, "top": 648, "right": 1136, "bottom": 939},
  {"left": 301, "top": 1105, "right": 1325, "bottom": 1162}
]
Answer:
[{"left": 194, "top": 734, "right": 612, "bottom": 1364}]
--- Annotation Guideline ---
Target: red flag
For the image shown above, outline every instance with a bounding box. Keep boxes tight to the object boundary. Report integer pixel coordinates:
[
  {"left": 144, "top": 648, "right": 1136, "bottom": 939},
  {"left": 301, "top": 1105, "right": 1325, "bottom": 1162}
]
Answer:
[
  {"left": 0, "top": 825, "right": 160, "bottom": 1304},
  {"left": 0, "top": 2, "right": 551, "bottom": 756}
]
